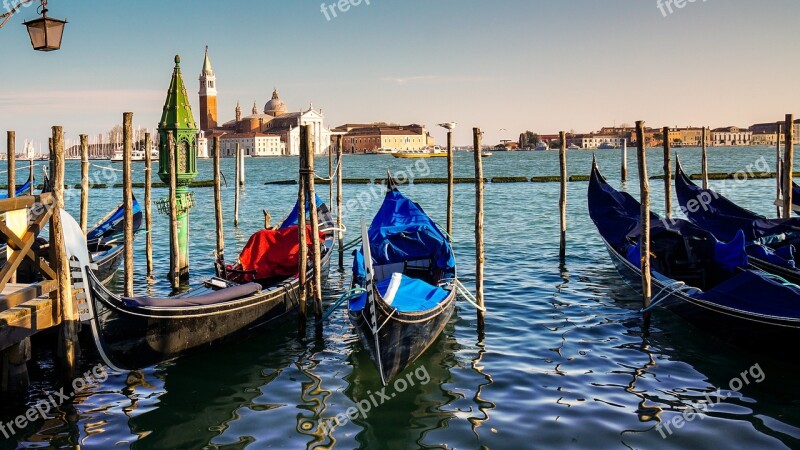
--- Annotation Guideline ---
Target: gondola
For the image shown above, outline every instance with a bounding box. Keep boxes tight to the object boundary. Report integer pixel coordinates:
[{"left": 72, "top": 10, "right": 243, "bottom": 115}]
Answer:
[
  {"left": 588, "top": 161, "right": 800, "bottom": 349},
  {"left": 72, "top": 196, "right": 335, "bottom": 370},
  {"left": 0, "top": 174, "right": 33, "bottom": 199},
  {"left": 349, "top": 176, "right": 456, "bottom": 385},
  {"left": 674, "top": 159, "right": 800, "bottom": 283}
]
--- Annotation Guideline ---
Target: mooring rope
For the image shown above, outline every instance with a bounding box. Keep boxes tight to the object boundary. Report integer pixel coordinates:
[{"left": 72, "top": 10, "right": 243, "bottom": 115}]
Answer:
[
  {"left": 0, "top": 164, "right": 40, "bottom": 175},
  {"left": 639, "top": 280, "right": 698, "bottom": 313},
  {"left": 315, "top": 157, "right": 343, "bottom": 182},
  {"left": 318, "top": 287, "right": 366, "bottom": 324},
  {"left": 455, "top": 280, "right": 486, "bottom": 312}
]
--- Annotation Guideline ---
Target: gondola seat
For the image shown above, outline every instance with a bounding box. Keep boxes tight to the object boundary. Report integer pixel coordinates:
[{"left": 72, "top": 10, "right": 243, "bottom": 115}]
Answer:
[
  {"left": 351, "top": 274, "right": 449, "bottom": 313},
  {"left": 121, "top": 283, "right": 261, "bottom": 308}
]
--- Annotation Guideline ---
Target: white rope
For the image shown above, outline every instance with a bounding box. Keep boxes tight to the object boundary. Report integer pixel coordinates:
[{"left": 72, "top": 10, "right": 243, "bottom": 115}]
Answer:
[
  {"left": 640, "top": 280, "right": 698, "bottom": 313},
  {"left": 455, "top": 280, "right": 486, "bottom": 312},
  {"left": 315, "top": 156, "right": 343, "bottom": 182},
  {"left": 90, "top": 163, "right": 124, "bottom": 172},
  {"left": 376, "top": 307, "right": 398, "bottom": 333},
  {"left": 0, "top": 164, "right": 39, "bottom": 175}
]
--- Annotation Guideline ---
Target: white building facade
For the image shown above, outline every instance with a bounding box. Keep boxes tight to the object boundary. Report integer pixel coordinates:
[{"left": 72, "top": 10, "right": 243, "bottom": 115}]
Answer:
[
  {"left": 712, "top": 127, "right": 753, "bottom": 146},
  {"left": 220, "top": 133, "right": 285, "bottom": 157}
]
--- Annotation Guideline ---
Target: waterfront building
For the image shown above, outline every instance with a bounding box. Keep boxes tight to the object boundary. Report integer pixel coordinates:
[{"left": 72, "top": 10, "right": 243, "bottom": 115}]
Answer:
[
  {"left": 219, "top": 132, "right": 285, "bottom": 157},
  {"left": 333, "top": 123, "right": 433, "bottom": 153},
  {"left": 749, "top": 120, "right": 800, "bottom": 144},
  {"left": 712, "top": 127, "right": 752, "bottom": 146}
]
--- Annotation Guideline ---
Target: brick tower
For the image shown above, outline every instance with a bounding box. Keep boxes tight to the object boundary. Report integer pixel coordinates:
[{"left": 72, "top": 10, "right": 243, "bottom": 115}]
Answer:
[{"left": 198, "top": 46, "right": 218, "bottom": 132}]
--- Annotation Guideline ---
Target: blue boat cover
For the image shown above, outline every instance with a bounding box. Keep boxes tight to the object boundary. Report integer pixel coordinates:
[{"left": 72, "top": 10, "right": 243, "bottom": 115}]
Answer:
[
  {"left": 0, "top": 176, "right": 33, "bottom": 199},
  {"left": 350, "top": 273, "right": 450, "bottom": 313},
  {"left": 86, "top": 198, "right": 142, "bottom": 242},
  {"left": 353, "top": 189, "right": 455, "bottom": 285},
  {"left": 589, "top": 162, "right": 800, "bottom": 319},
  {"left": 279, "top": 194, "right": 326, "bottom": 230},
  {"left": 674, "top": 163, "right": 800, "bottom": 242}
]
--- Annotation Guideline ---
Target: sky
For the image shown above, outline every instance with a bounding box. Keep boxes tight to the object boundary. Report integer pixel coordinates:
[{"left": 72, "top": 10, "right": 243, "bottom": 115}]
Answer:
[{"left": 2, "top": 0, "right": 800, "bottom": 148}]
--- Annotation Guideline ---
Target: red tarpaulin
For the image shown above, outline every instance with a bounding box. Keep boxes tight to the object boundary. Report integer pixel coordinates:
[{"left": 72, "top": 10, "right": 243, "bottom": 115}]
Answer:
[{"left": 228, "top": 225, "right": 324, "bottom": 282}]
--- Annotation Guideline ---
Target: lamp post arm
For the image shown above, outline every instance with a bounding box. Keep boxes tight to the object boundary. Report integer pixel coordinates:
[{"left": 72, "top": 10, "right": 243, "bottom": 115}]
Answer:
[{"left": 0, "top": 0, "right": 37, "bottom": 29}]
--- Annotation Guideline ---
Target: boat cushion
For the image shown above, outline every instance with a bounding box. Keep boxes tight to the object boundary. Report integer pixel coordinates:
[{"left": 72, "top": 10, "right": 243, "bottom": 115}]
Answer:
[
  {"left": 230, "top": 225, "right": 325, "bottom": 282},
  {"left": 350, "top": 274, "right": 450, "bottom": 313},
  {"left": 121, "top": 282, "right": 262, "bottom": 308}
]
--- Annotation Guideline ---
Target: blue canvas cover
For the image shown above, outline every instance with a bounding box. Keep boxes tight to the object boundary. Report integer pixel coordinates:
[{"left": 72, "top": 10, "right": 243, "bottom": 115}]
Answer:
[
  {"left": 353, "top": 189, "right": 456, "bottom": 285},
  {"left": 674, "top": 162, "right": 800, "bottom": 242},
  {"left": 279, "top": 194, "right": 326, "bottom": 230},
  {"left": 0, "top": 176, "right": 32, "bottom": 199},
  {"left": 87, "top": 198, "right": 142, "bottom": 242},
  {"left": 350, "top": 274, "right": 450, "bottom": 313},
  {"left": 699, "top": 270, "right": 800, "bottom": 318}
]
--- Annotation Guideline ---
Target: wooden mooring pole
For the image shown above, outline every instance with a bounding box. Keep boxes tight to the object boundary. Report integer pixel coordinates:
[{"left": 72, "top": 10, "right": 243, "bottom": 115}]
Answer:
[
  {"left": 123, "top": 113, "right": 134, "bottom": 297},
  {"left": 213, "top": 136, "right": 225, "bottom": 277},
  {"left": 234, "top": 143, "right": 241, "bottom": 227},
  {"left": 559, "top": 131, "right": 567, "bottom": 264},
  {"left": 297, "top": 130, "right": 309, "bottom": 336},
  {"left": 303, "top": 125, "right": 323, "bottom": 327},
  {"left": 636, "top": 121, "right": 652, "bottom": 319},
  {"left": 473, "top": 128, "right": 485, "bottom": 330},
  {"left": 7, "top": 131, "right": 15, "bottom": 199},
  {"left": 51, "top": 126, "right": 79, "bottom": 378},
  {"left": 167, "top": 132, "right": 180, "bottom": 290},
  {"left": 447, "top": 128, "right": 454, "bottom": 236},
  {"left": 336, "top": 135, "right": 344, "bottom": 269},
  {"left": 80, "top": 134, "right": 89, "bottom": 234},
  {"left": 144, "top": 132, "right": 154, "bottom": 278},
  {"left": 621, "top": 139, "right": 628, "bottom": 183},
  {"left": 784, "top": 114, "right": 795, "bottom": 219},
  {"left": 662, "top": 126, "right": 672, "bottom": 219},
  {"left": 776, "top": 123, "right": 783, "bottom": 217},
  {"left": 701, "top": 127, "right": 709, "bottom": 190},
  {"left": 328, "top": 139, "right": 334, "bottom": 208}
]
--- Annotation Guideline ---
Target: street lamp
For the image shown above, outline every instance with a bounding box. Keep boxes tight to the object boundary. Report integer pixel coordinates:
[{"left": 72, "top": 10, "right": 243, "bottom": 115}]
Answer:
[{"left": 1, "top": 0, "right": 66, "bottom": 51}]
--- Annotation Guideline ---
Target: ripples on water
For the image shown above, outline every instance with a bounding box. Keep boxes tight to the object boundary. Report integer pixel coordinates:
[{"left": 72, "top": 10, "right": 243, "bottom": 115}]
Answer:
[{"left": 2, "top": 148, "right": 800, "bottom": 449}]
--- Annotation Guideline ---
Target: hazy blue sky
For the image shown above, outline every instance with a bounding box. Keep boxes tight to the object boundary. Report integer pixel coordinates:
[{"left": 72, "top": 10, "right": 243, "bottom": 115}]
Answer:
[{"left": 2, "top": 0, "right": 800, "bottom": 148}]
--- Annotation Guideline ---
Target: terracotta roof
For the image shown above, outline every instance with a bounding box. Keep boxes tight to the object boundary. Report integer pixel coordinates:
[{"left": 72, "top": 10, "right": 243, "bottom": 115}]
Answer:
[{"left": 220, "top": 132, "right": 276, "bottom": 139}]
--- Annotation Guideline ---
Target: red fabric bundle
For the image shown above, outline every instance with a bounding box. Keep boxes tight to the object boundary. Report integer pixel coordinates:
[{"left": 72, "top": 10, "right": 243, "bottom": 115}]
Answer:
[{"left": 229, "top": 225, "right": 324, "bottom": 282}]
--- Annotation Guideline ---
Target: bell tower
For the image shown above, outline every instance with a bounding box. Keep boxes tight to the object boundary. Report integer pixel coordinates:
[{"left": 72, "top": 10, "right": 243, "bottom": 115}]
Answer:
[{"left": 198, "top": 45, "right": 218, "bottom": 132}]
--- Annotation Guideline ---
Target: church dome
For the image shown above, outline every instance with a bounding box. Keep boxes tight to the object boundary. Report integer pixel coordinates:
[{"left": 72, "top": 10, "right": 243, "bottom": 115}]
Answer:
[{"left": 264, "top": 89, "right": 287, "bottom": 117}]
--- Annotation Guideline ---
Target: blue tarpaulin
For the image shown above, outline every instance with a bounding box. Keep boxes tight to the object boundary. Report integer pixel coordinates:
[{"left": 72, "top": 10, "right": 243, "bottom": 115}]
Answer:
[
  {"left": 279, "top": 194, "right": 326, "bottom": 230},
  {"left": 86, "top": 198, "right": 142, "bottom": 241},
  {"left": 0, "top": 176, "right": 32, "bottom": 199},
  {"left": 353, "top": 189, "right": 455, "bottom": 286}
]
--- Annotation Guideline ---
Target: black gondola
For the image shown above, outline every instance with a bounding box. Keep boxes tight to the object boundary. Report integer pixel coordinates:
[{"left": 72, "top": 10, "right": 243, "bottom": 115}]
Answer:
[
  {"left": 72, "top": 197, "right": 335, "bottom": 370},
  {"left": 588, "top": 161, "right": 800, "bottom": 349},
  {"left": 349, "top": 177, "right": 456, "bottom": 385},
  {"left": 674, "top": 158, "right": 800, "bottom": 283}
]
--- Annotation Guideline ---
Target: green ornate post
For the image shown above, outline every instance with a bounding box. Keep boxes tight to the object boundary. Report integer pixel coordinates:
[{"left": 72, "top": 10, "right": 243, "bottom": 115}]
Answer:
[{"left": 157, "top": 55, "right": 198, "bottom": 279}]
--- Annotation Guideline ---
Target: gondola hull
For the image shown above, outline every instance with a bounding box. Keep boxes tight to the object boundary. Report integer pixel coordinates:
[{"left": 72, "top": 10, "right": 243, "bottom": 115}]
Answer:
[
  {"left": 602, "top": 237, "right": 800, "bottom": 349},
  {"left": 84, "top": 248, "right": 331, "bottom": 369},
  {"left": 349, "top": 287, "right": 456, "bottom": 383}
]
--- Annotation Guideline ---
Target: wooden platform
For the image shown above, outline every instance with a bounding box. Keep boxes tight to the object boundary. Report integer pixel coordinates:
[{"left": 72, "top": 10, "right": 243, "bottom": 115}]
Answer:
[{"left": 0, "top": 281, "right": 58, "bottom": 353}]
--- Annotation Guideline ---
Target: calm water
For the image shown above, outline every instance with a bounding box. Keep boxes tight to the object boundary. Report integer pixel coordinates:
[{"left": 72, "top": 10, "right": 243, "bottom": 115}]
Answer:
[{"left": 2, "top": 148, "right": 799, "bottom": 449}]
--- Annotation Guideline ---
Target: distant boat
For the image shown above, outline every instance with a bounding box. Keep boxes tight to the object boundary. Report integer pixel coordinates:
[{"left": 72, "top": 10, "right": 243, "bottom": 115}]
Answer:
[
  {"left": 598, "top": 142, "right": 619, "bottom": 150},
  {"left": 568, "top": 144, "right": 581, "bottom": 150},
  {"left": 481, "top": 151, "right": 493, "bottom": 157},
  {"left": 393, "top": 146, "right": 447, "bottom": 159},
  {"left": 112, "top": 146, "right": 159, "bottom": 162},
  {"left": 534, "top": 142, "right": 549, "bottom": 151}
]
